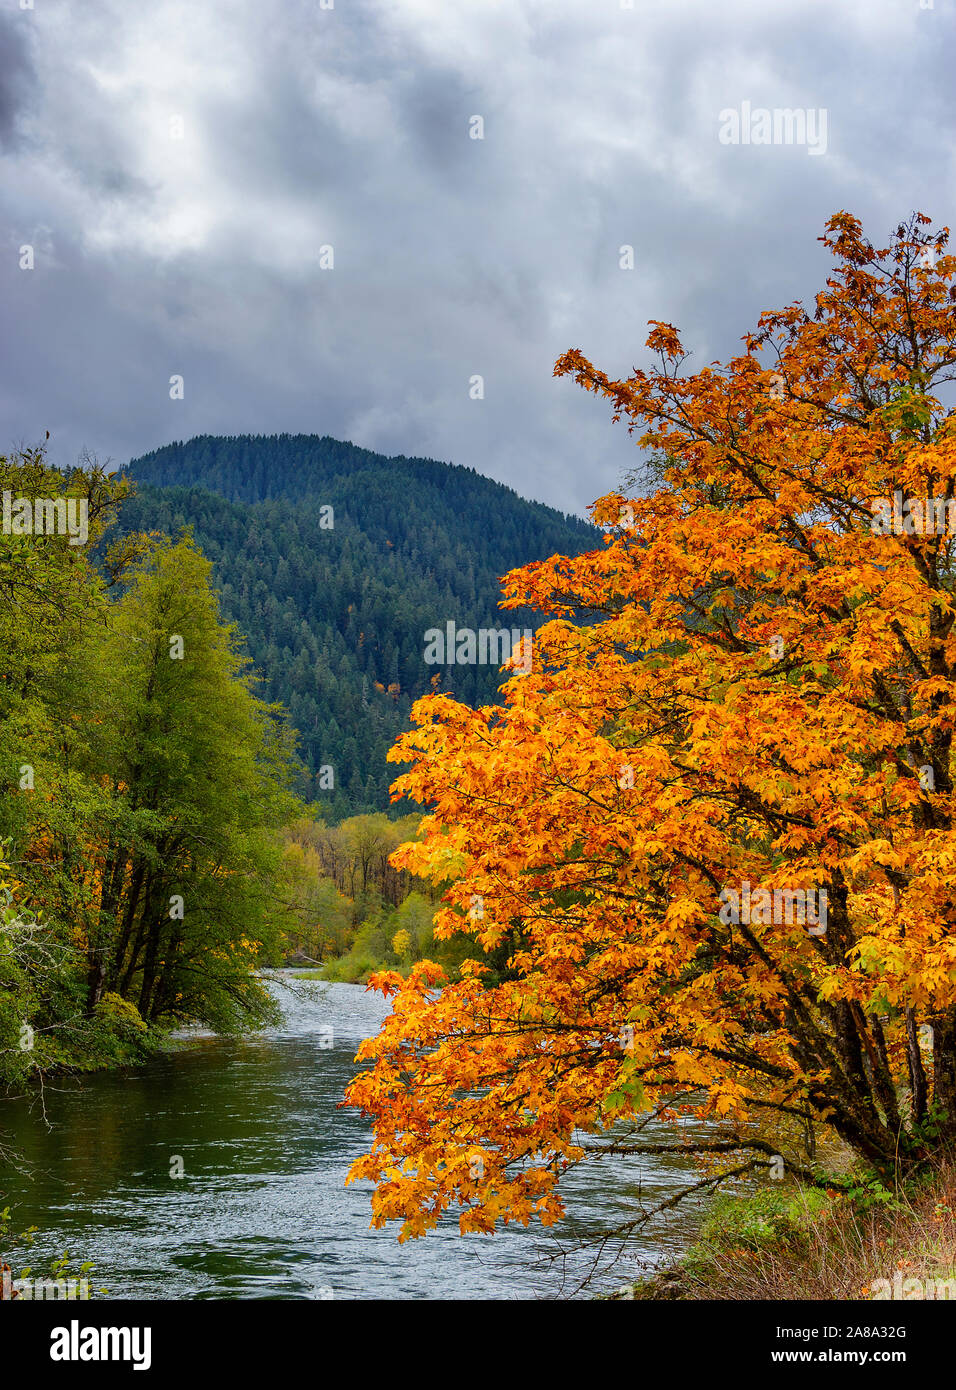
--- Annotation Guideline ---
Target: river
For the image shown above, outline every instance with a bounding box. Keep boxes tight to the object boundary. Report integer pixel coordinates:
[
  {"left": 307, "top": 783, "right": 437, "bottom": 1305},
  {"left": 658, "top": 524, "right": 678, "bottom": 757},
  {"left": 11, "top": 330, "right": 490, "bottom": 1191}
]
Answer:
[{"left": 0, "top": 975, "right": 707, "bottom": 1299}]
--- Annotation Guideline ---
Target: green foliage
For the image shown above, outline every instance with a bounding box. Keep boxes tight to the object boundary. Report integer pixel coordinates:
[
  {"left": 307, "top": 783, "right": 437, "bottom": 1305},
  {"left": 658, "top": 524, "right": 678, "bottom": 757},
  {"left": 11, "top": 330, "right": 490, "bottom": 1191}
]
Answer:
[
  {"left": 910, "top": 1103, "right": 949, "bottom": 1148},
  {"left": 301, "top": 884, "right": 495, "bottom": 985},
  {"left": 79, "top": 536, "right": 301, "bottom": 1030},
  {"left": 0, "top": 1206, "right": 105, "bottom": 1299},
  {"left": 0, "top": 857, "right": 162, "bottom": 1080},
  {"left": 393, "top": 892, "right": 435, "bottom": 956},
  {"left": 686, "top": 1186, "right": 833, "bottom": 1268},
  {"left": 274, "top": 807, "right": 510, "bottom": 983},
  {"left": 93, "top": 992, "right": 147, "bottom": 1034},
  {"left": 826, "top": 1172, "right": 906, "bottom": 1212},
  {"left": 112, "top": 433, "right": 597, "bottom": 817},
  {"left": 0, "top": 446, "right": 307, "bottom": 1082}
]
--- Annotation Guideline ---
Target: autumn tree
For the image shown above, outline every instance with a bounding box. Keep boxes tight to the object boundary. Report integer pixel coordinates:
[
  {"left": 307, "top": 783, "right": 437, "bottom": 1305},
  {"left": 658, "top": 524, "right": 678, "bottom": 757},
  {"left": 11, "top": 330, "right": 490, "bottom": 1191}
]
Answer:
[{"left": 346, "top": 212, "right": 956, "bottom": 1241}]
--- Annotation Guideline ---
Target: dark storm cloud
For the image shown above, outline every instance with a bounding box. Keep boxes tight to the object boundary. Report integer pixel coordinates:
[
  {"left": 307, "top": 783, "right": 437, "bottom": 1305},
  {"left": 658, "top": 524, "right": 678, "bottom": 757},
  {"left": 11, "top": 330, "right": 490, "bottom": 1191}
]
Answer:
[
  {"left": 0, "top": 11, "right": 36, "bottom": 151},
  {"left": 0, "top": 0, "right": 952, "bottom": 515}
]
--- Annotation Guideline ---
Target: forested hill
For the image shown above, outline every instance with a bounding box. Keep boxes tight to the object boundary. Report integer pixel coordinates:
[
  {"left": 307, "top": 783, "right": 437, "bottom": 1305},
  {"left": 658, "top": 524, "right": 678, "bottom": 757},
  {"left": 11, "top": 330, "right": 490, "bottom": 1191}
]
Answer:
[{"left": 115, "top": 434, "right": 598, "bottom": 818}]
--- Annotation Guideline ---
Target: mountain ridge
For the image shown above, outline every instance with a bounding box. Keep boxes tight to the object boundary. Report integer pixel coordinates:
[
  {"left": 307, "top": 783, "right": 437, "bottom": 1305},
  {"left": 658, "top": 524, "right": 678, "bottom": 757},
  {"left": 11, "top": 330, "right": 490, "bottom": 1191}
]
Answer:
[
  {"left": 114, "top": 433, "right": 599, "bottom": 818},
  {"left": 118, "top": 432, "right": 590, "bottom": 525}
]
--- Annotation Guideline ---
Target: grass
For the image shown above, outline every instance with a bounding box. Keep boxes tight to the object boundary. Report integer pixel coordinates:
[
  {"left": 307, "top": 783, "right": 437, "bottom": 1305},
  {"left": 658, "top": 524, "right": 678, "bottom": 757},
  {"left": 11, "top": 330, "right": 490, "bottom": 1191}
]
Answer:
[
  {"left": 609, "top": 1159, "right": 956, "bottom": 1300},
  {"left": 287, "top": 955, "right": 384, "bottom": 983}
]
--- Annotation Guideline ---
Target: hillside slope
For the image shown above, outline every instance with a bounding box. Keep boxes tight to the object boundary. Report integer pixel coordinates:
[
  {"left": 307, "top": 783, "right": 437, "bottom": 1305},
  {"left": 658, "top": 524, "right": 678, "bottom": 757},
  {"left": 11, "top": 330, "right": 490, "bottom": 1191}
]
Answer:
[{"left": 116, "top": 434, "right": 598, "bottom": 816}]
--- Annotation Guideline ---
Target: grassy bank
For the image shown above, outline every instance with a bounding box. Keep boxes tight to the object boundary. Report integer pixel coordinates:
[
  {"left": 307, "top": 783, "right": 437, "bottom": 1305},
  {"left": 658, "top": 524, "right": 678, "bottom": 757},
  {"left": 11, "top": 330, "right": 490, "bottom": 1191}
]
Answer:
[{"left": 605, "top": 1161, "right": 956, "bottom": 1300}]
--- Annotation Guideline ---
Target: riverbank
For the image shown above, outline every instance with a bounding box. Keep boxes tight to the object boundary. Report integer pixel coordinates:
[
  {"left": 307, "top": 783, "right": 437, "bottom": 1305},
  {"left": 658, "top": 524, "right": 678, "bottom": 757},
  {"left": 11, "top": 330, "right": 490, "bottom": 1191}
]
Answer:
[
  {"left": 604, "top": 1163, "right": 956, "bottom": 1300},
  {"left": 0, "top": 993, "right": 170, "bottom": 1088}
]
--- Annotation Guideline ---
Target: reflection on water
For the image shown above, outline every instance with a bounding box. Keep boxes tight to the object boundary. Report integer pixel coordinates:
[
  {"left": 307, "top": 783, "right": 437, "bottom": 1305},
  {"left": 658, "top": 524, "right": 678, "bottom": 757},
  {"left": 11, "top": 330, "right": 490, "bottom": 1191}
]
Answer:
[{"left": 0, "top": 977, "right": 706, "bottom": 1299}]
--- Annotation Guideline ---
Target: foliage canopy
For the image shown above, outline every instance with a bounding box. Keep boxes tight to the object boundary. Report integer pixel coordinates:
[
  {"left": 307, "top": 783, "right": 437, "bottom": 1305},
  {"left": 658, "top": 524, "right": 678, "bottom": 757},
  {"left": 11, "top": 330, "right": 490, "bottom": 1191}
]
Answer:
[{"left": 346, "top": 212, "right": 956, "bottom": 1240}]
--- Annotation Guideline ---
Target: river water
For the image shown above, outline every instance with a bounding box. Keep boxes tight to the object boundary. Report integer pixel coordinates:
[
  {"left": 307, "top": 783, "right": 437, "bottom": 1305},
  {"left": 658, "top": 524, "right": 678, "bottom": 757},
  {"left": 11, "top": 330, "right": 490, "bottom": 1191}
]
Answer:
[{"left": 0, "top": 976, "right": 707, "bottom": 1299}]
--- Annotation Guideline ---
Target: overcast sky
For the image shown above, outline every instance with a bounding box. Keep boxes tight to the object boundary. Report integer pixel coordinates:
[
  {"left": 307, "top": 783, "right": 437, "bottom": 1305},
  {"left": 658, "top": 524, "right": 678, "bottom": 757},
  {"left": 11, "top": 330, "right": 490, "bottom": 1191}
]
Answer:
[{"left": 1, "top": 0, "right": 952, "bottom": 516}]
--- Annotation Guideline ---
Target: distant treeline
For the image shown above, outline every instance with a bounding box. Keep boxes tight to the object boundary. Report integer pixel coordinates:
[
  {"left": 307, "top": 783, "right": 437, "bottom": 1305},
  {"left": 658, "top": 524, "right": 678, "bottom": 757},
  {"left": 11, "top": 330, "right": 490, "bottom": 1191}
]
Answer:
[{"left": 278, "top": 814, "right": 490, "bottom": 984}]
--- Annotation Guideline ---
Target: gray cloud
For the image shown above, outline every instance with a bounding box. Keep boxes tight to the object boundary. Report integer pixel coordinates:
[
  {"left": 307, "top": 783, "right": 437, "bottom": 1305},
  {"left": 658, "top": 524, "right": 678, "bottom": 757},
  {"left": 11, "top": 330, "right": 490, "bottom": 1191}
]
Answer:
[
  {"left": 0, "top": 11, "right": 36, "bottom": 151},
  {"left": 0, "top": 0, "right": 951, "bottom": 516}
]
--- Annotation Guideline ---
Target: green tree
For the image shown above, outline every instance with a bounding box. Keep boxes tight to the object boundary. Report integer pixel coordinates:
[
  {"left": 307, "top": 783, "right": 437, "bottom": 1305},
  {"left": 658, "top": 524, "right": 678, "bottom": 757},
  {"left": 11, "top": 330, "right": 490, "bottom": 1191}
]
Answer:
[{"left": 83, "top": 536, "right": 302, "bottom": 1028}]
